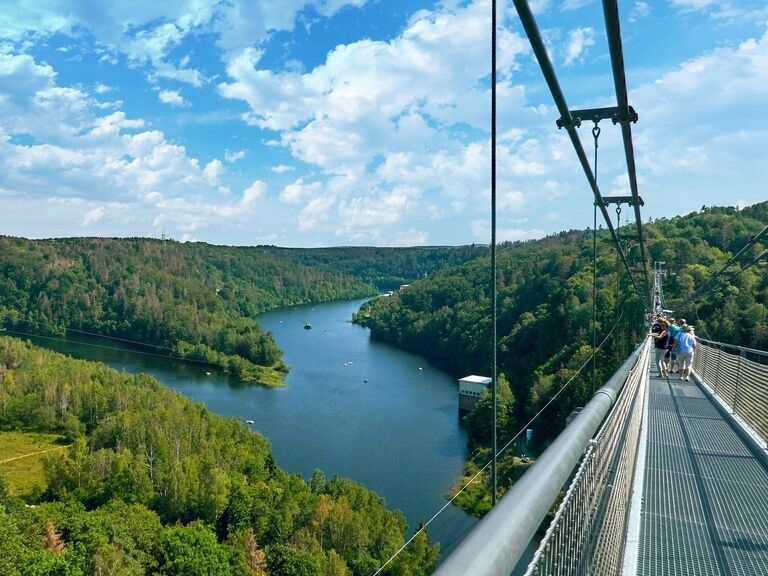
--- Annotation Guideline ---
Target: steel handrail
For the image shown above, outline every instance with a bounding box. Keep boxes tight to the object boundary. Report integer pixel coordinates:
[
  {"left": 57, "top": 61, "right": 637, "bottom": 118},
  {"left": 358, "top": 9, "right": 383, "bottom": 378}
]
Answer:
[
  {"left": 693, "top": 337, "right": 768, "bottom": 447},
  {"left": 434, "top": 344, "right": 646, "bottom": 576}
]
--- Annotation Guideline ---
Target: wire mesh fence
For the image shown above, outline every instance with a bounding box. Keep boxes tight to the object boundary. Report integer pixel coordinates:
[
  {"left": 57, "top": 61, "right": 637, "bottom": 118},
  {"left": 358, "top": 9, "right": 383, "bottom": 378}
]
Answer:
[
  {"left": 693, "top": 337, "right": 768, "bottom": 447},
  {"left": 524, "top": 339, "right": 651, "bottom": 576}
]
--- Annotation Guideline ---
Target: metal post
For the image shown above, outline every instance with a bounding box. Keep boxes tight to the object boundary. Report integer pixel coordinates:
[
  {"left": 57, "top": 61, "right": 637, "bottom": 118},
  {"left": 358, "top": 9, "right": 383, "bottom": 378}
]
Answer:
[
  {"left": 732, "top": 348, "right": 743, "bottom": 416},
  {"left": 715, "top": 342, "right": 723, "bottom": 400},
  {"left": 490, "top": 0, "right": 498, "bottom": 507}
]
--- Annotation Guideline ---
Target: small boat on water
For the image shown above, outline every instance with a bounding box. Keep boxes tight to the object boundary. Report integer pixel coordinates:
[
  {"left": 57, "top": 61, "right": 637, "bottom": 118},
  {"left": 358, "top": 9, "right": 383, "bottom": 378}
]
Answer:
[{"left": 304, "top": 322, "right": 312, "bottom": 330}]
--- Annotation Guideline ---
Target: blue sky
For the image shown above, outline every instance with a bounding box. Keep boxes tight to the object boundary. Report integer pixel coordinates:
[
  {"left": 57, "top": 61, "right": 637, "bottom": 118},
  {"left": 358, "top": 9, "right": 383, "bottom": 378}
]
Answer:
[{"left": 1, "top": 1, "right": 766, "bottom": 247}]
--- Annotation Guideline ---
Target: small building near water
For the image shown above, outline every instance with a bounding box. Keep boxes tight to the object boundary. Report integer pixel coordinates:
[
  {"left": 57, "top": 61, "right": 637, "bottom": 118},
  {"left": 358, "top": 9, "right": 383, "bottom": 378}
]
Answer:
[{"left": 458, "top": 375, "right": 492, "bottom": 414}]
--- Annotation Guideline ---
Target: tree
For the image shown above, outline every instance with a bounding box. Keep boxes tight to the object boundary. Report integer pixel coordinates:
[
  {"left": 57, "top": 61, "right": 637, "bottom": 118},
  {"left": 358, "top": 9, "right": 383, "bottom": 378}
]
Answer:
[
  {"left": 157, "top": 522, "right": 233, "bottom": 576},
  {"left": 464, "top": 374, "right": 515, "bottom": 446}
]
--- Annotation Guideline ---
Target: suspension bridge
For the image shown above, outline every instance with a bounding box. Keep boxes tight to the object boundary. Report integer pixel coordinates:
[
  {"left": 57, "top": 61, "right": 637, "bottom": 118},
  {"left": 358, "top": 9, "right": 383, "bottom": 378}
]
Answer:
[
  {"left": 421, "top": 0, "right": 768, "bottom": 574},
  {"left": 433, "top": 271, "right": 768, "bottom": 575}
]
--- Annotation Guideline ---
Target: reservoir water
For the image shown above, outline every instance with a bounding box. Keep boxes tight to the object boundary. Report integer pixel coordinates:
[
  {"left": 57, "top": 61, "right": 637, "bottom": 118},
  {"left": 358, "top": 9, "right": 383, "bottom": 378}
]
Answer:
[{"left": 25, "top": 297, "right": 477, "bottom": 554}]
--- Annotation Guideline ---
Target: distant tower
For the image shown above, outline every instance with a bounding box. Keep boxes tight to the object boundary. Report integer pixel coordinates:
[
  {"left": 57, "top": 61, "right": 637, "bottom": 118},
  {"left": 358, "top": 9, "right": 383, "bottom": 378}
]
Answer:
[{"left": 458, "top": 375, "right": 492, "bottom": 415}]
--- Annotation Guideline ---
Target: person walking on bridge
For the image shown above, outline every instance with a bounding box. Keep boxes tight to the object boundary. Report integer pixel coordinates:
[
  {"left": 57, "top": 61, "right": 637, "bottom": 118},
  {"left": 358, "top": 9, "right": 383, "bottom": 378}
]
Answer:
[
  {"left": 649, "top": 317, "right": 670, "bottom": 377},
  {"left": 667, "top": 317, "right": 682, "bottom": 374},
  {"left": 676, "top": 324, "right": 696, "bottom": 381}
]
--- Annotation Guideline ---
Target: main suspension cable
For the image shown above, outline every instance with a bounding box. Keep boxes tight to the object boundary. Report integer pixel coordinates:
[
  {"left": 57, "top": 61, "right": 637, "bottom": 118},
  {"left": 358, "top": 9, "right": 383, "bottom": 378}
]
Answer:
[
  {"left": 512, "top": 0, "right": 649, "bottom": 308},
  {"left": 490, "top": 0, "right": 499, "bottom": 508}
]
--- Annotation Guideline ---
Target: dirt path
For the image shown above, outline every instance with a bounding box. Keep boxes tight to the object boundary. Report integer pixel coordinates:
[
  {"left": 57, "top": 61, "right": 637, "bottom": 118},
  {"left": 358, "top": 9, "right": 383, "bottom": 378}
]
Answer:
[{"left": 0, "top": 445, "right": 70, "bottom": 464}]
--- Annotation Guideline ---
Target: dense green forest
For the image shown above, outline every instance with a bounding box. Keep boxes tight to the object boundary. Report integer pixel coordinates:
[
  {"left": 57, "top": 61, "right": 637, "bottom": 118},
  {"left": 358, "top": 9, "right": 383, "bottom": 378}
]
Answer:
[
  {"left": 354, "top": 202, "right": 767, "bottom": 514},
  {"left": 260, "top": 245, "right": 488, "bottom": 289},
  {"left": 0, "top": 336, "right": 438, "bottom": 575},
  {"left": 0, "top": 237, "right": 485, "bottom": 385}
]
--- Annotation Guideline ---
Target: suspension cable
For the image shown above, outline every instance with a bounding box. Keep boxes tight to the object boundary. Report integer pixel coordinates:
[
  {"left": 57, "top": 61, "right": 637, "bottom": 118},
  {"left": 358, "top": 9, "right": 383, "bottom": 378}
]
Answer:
[
  {"left": 592, "top": 124, "right": 599, "bottom": 393},
  {"left": 615, "top": 203, "right": 622, "bottom": 320},
  {"left": 491, "top": 0, "right": 499, "bottom": 508},
  {"left": 373, "top": 310, "right": 626, "bottom": 575},
  {"left": 601, "top": 0, "right": 650, "bottom": 291},
  {"left": 677, "top": 225, "right": 767, "bottom": 312},
  {"left": 1, "top": 328, "right": 214, "bottom": 366},
  {"left": 511, "top": 0, "right": 649, "bottom": 309}
]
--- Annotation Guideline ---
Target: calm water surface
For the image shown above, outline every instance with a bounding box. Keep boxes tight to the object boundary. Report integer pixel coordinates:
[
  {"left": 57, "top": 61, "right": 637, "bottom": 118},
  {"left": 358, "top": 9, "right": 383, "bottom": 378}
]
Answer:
[{"left": 29, "top": 298, "right": 476, "bottom": 553}]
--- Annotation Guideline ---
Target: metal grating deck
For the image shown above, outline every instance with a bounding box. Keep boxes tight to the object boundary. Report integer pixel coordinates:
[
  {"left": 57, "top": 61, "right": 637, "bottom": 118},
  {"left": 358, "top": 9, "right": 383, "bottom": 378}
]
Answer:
[{"left": 638, "top": 370, "right": 768, "bottom": 576}]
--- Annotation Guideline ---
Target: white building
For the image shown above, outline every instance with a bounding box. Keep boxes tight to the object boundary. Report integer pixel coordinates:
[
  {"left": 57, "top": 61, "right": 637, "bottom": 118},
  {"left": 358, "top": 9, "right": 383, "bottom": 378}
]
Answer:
[{"left": 458, "top": 375, "right": 492, "bottom": 414}]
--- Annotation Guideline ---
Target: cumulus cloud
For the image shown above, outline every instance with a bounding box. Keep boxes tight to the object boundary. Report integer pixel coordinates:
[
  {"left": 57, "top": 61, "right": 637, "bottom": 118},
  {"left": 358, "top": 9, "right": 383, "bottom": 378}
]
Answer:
[
  {"left": 0, "top": 47, "right": 265, "bottom": 240},
  {"left": 214, "top": 1, "right": 567, "bottom": 241},
  {"left": 280, "top": 178, "right": 322, "bottom": 204},
  {"left": 242, "top": 181, "right": 266, "bottom": 204},
  {"left": 564, "top": 27, "right": 595, "bottom": 66},
  {"left": 0, "top": 1, "right": 366, "bottom": 87},
  {"left": 158, "top": 89, "right": 189, "bottom": 107}
]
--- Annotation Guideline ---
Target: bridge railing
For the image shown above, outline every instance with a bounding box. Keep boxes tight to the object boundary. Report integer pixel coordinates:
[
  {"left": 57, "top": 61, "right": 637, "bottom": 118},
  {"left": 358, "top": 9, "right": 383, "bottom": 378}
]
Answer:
[
  {"left": 693, "top": 337, "right": 768, "bottom": 448},
  {"left": 524, "top": 338, "right": 650, "bottom": 576},
  {"left": 434, "top": 341, "right": 650, "bottom": 576}
]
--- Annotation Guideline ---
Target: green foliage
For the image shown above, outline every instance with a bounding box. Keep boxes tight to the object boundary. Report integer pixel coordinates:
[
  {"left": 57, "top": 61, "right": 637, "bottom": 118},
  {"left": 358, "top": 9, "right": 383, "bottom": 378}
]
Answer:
[
  {"left": 0, "top": 237, "right": 485, "bottom": 386},
  {"left": 647, "top": 203, "right": 768, "bottom": 348},
  {"left": 355, "top": 202, "right": 767, "bottom": 515},
  {"left": 262, "top": 245, "right": 488, "bottom": 290},
  {"left": 0, "top": 337, "right": 438, "bottom": 575},
  {"left": 158, "top": 522, "right": 233, "bottom": 576},
  {"left": 463, "top": 375, "right": 515, "bottom": 446}
]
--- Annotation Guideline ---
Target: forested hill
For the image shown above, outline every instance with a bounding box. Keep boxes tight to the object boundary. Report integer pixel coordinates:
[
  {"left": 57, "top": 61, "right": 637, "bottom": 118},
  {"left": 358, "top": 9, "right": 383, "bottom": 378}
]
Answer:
[
  {"left": 0, "top": 336, "right": 438, "bottom": 575},
  {"left": 0, "top": 237, "right": 485, "bottom": 385},
  {"left": 261, "top": 245, "right": 488, "bottom": 289},
  {"left": 354, "top": 202, "right": 766, "bottom": 455}
]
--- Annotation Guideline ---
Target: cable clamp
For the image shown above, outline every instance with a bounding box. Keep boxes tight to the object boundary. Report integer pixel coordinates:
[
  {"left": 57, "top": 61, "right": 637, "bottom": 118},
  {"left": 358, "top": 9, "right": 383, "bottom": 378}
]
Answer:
[
  {"left": 611, "top": 107, "right": 639, "bottom": 125},
  {"left": 556, "top": 115, "right": 582, "bottom": 130}
]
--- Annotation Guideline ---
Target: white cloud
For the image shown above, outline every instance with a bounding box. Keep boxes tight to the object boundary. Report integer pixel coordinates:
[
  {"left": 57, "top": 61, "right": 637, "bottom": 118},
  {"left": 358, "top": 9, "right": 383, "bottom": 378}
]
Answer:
[
  {"left": 225, "top": 150, "right": 246, "bottom": 163},
  {"left": 280, "top": 178, "right": 322, "bottom": 204},
  {"left": 670, "top": 0, "right": 716, "bottom": 9},
  {"left": 215, "top": 0, "right": 542, "bottom": 242},
  {"left": 158, "top": 89, "right": 189, "bottom": 107},
  {"left": 271, "top": 164, "right": 294, "bottom": 173},
  {"left": 297, "top": 194, "right": 337, "bottom": 231},
  {"left": 242, "top": 181, "right": 266, "bottom": 204},
  {"left": 0, "top": 47, "right": 265, "bottom": 241},
  {"left": 82, "top": 206, "right": 106, "bottom": 226},
  {"left": 388, "top": 229, "right": 429, "bottom": 246},
  {"left": 564, "top": 27, "right": 595, "bottom": 66},
  {"left": 203, "top": 159, "right": 224, "bottom": 185},
  {"left": 629, "top": 1, "right": 651, "bottom": 22},
  {"left": 470, "top": 219, "right": 545, "bottom": 243},
  {"left": 633, "top": 25, "right": 768, "bottom": 176},
  {"left": 561, "top": 0, "right": 594, "bottom": 11},
  {"left": 0, "top": 1, "right": 368, "bottom": 89}
]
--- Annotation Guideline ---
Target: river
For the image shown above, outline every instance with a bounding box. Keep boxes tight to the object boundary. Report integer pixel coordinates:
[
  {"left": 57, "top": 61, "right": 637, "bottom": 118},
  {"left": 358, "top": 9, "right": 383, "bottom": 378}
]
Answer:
[{"left": 26, "top": 297, "right": 477, "bottom": 555}]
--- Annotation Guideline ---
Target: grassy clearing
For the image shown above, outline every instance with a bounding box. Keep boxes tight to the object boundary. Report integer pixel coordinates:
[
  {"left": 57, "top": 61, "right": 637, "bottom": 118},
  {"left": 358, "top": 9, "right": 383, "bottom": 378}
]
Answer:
[{"left": 0, "top": 431, "right": 68, "bottom": 496}]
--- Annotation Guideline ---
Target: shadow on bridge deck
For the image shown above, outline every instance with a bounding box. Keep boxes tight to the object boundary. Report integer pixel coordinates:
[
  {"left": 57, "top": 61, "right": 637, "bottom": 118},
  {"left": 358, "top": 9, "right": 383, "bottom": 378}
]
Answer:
[{"left": 635, "top": 364, "right": 768, "bottom": 575}]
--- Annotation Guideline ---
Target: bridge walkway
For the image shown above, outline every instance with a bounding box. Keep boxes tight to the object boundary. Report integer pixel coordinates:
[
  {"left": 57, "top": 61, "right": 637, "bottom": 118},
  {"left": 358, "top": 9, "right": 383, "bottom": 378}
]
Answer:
[{"left": 636, "top": 364, "right": 768, "bottom": 575}]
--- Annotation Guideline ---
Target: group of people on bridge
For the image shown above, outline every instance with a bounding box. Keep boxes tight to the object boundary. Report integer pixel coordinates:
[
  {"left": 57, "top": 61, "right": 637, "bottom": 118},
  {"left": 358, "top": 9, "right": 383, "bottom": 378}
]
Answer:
[{"left": 649, "top": 316, "right": 697, "bottom": 381}]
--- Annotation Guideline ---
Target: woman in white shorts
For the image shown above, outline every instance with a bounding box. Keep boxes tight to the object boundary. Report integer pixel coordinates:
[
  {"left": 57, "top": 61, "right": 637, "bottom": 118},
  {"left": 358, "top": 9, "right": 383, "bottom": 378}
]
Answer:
[{"left": 676, "top": 325, "right": 696, "bottom": 381}]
